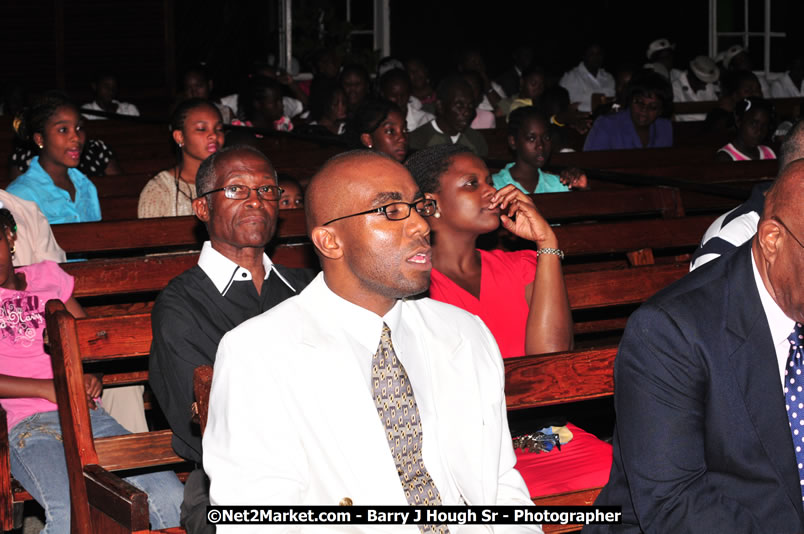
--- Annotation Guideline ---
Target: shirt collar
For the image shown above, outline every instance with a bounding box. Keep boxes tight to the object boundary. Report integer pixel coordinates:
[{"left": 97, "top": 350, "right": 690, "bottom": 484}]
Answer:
[
  {"left": 430, "top": 119, "right": 461, "bottom": 144},
  {"left": 751, "top": 249, "right": 796, "bottom": 345},
  {"left": 197, "top": 240, "right": 297, "bottom": 296},
  {"left": 310, "top": 272, "right": 403, "bottom": 355}
]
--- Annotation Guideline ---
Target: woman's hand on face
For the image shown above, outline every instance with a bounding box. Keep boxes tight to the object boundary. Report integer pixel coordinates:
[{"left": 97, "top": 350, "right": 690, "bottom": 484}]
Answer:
[
  {"left": 559, "top": 167, "right": 589, "bottom": 190},
  {"left": 490, "top": 185, "right": 558, "bottom": 247}
]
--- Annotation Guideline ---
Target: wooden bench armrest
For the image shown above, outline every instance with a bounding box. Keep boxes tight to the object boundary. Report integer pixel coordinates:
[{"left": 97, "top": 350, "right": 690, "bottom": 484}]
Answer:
[
  {"left": 95, "top": 430, "right": 184, "bottom": 471},
  {"left": 83, "top": 464, "right": 150, "bottom": 532}
]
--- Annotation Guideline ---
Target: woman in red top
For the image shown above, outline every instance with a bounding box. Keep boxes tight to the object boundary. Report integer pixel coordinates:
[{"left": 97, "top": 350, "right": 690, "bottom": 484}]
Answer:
[{"left": 405, "top": 144, "right": 611, "bottom": 498}]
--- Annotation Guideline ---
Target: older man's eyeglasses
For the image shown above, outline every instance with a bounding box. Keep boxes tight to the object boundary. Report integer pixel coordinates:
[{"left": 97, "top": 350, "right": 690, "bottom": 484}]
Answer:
[
  {"left": 201, "top": 184, "right": 284, "bottom": 201},
  {"left": 323, "top": 198, "right": 437, "bottom": 226},
  {"left": 773, "top": 216, "right": 804, "bottom": 249}
]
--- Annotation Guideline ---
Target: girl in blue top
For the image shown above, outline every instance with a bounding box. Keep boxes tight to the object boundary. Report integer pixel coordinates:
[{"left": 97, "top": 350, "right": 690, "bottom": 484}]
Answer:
[
  {"left": 492, "top": 106, "right": 588, "bottom": 194},
  {"left": 8, "top": 93, "right": 101, "bottom": 224}
]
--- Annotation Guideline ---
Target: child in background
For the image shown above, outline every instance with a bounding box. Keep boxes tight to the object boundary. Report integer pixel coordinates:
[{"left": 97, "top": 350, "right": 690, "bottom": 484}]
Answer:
[
  {"left": 278, "top": 176, "right": 304, "bottom": 210},
  {"left": 460, "top": 70, "right": 496, "bottom": 129},
  {"left": 181, "top": 64, "right": 236, "bottom": 124},
  {"left": 138, "top": 99, "right": 224, "bottom": 218},
  {"left": 496, "top": 66, "right": 546, "bottom": 121},
  {"left": 716, "top": 97, "right": 776, "bottom": 161},
  {"left": 351, "top": 99, "right": 409, "bottom": 162},
  {"left": 233, "top": 76, "right": 293, "bottom": 132},
  {"left": 8, "top": 93, "right": 102, "bottom": 224},
  {"left": 81, "top": 72, "right": 140, "bottom": 120},
  {"left": 493, "top": 106, "right": 588, "bottom": 194},
  {"left": 0, "top": 207, "right": 183, "bottom": 532}
]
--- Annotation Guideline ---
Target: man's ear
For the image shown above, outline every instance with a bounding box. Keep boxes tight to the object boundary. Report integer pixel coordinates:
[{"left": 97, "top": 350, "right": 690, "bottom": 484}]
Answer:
[
  {"left": 172, "top": 129, "right": 184, "bottom": 147},
  {"left": 756, "top": 217, "right": 782, "bottom": 265},
  {"left": 193, "top": 196, "right": 210, "bottom": 223},
  {"left": 310, "top": 226, "right": 343, "bottom": 260}
]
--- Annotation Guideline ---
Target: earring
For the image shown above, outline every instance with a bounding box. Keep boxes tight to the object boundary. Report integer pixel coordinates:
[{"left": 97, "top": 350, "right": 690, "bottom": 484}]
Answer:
[
  {"left": 38, "top": 144, "right": 43, "bottom": 149},
  {"left": 9, "top": 245, "right": 15, "bottom": 256},
  {"left": 433, "top": 211, "right": 441, "bottom": 219},
  {"left": 178, "top": 143, "right": 184, "bottom": 148},
  {"left": 367, "top": 143, "right": 373, "bottom": 148}
]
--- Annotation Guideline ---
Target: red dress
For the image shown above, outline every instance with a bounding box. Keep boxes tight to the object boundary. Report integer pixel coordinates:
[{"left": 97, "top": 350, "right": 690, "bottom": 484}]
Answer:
[{"left": 430, "top": 248, "right": 612, "bottom": 497}]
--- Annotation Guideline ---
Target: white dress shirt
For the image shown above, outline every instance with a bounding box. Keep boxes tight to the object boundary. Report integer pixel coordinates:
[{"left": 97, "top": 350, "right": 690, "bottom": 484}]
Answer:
[
  {"left": 771, "top": 72, "right": 804, "bottom": 98},
  {"left": 559, "top": 62, "right": 615, "bottom": 112},
  {"left": 672, "top": 71, "right": 719, "bottom": 121},
  {"left": 406, "top": 101, "right": 435, "bottom": 132},
  {"left": 204, "top": 273, "right": 539, "bottom": 532},
  {"left": 752, "top": 253, "right": 797, "bottom": 391}
]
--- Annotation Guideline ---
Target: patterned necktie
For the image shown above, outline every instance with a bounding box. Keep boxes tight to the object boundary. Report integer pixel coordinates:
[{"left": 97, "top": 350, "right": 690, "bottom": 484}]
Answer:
[
  {"left": 372, "top": 323, "right": 449, "bottom": 534},
  {"left": 784, "top": 322, "right": 804, "bottom": 507}
]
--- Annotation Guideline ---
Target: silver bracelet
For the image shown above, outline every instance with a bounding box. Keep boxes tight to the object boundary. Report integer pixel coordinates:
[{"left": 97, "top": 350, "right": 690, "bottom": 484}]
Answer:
[{"left": 536, "top": 248, "right": 564, "bottom": 260}]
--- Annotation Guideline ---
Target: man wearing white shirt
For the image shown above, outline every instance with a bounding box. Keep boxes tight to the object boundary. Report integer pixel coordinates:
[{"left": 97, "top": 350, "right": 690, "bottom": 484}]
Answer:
[
  {"left": 672, "top": 56, "right": 720, "bottom": 121},
  {"left": 559, "top": 44, "right": 615, "bottom": 113},
  {"left": 204, "top": 151, "right": 541, "bottom": 533},
  {"left": 771, "top": 57, "right": 804, "bottom": 98}
]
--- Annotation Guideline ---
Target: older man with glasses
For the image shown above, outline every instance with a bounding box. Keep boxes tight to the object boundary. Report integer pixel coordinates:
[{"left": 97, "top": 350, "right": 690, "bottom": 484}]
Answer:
[{"left": 149, "top": 145, "right": 316, "bottom": 533}]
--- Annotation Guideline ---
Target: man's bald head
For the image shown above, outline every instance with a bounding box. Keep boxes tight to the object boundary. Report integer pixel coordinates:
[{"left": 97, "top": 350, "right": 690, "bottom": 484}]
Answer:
[
  {"left": 305, "top": 150, "right": 396, "bottom": 231},
  {"left": 754, "top": 159, "right": 804, "bottom": 322}
]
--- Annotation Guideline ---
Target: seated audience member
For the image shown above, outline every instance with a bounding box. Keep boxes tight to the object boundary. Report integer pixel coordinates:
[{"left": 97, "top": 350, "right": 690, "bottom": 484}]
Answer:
[
  {"left": 299, "top": 81, "right": 348, "bottom": 137},
  {"left": 690, "top": 120, "right": 804, "bottom": 271},
  {"left": 0, "top": 207, "right": 183, "bottom": 532},
  {"left": 0, "top": 191, "right": 65, "bottom": 266},
  {"left": 306, "top": 48, "right": 342, "bottom": 104},
  {"left": 540, "top": 85, "right": 592, "bottom": 139},
  {"left": 378, "top": 68, "right": 433, "bottom": 132},
  {"left": 460, "top": 70, "right": 496, "bottom": 129},
  {"left": 494, "top": 107, "right": 588, "bottom": 194},
  {"left": 645, "top": 38, "right": 681, "bottom": 81},
  {"left": 705, "top": 70, "right": 762, "bottom": 132},
  {"left": 233, "top": 76, "right": 293, "bottom": 132},
  {"left": 8, "top": 93, "right": 101, "bottom": 224},
  {"left": 405, "top": 145, "right": 611, "bottom": 499},
  {"left": 408, "top": 76, "right": 488, "bottom": 157},
  {"left": 720, "top": 44, "right": 771, "bottom": 96},
  {"left": 496, "top": 66, "right": 546, "bottom": 121},
  {"left": 9, "top": 137, "right": 121, "bottom": 180},
  {"left": 81, "top": 72, "right": 140, "bottom": 119},
  {"left": 495, "top": 44, "right": 535, "bottom": 98},
  {"left": 149, "top": 145, "right": 315, "bottom": 533},
  {"left": 204, "top": 150, "right": 542, "bottom": 533},
  {"left": 592, "top": 64, "right": 635, "bottom": 116},
  {"left": 771, "top": 55, "right": 804, "bottom": 98},
  {"left": 278, "top": 175, "right": 304, "bottom": 210},
  {"left": 559, "top": 43, "right": 615, "bottom": 113},
  {"left": 672, "top": 56, "right": 720, "bottom": 121},
  {"left": 340, "top": 63, "right": 370, "bottom": 119},
  {"left": 405, "top": 57, "right": 437, "bottom": 111},
  {"left": 584, "top": 69, "right": 673, "bottom": 151},
  {"left": 220, "top": 65, "right": 306, "bottom": 122},
  {"left": 181, "top": 64, "right": 236, "bottom": 124},
  {"left": 587, "top": 162, "right": 804, "bottom": 534},
  {"left": 716, "top": 97, "right": 776, "bottom": 162},
  {"left": 138, "top": 98, "right": 224, "bottom": 218},
  {"left": 351, "top": 99, "right": 408, "bottom": 162},
  {"left": 457, "top": 49, "right": 504, "bottom": 111}
]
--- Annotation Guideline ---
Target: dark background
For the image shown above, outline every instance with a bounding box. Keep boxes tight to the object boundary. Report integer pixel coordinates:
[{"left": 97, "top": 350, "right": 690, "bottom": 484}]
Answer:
[{"left": 2, "top": 0, "right": 802, "bottom": 111}]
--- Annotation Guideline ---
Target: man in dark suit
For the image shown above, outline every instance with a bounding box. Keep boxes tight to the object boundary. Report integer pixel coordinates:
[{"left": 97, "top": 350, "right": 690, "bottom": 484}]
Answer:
[{"left": 586, "top": 160, "right": 804, "bottom": 533}]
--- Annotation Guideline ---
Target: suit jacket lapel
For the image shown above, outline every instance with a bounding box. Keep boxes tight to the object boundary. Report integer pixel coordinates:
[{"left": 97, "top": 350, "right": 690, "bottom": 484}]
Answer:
[{"left": 727, "top": 245, "right": 804, "bottom": 520}]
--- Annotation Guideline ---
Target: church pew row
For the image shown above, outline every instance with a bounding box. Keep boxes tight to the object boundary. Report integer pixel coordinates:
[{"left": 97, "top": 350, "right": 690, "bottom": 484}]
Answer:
[
  {"left": 37, "top": 299, "right": 619, "bottom": 534},
  {"left": 50, "top": 197, "right": 712, "bottom": 261}
]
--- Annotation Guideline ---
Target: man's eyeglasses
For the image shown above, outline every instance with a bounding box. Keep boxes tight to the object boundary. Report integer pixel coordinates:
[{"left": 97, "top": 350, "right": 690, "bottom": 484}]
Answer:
[
  {"left": 323, "top": 198, "right": 437, "bottom": 226},
  {"left": 201, "top": 184, "right": 284, "bottom": 201},
  {"left": 773, "top": 216, "right": 804, "bottom": 249}
]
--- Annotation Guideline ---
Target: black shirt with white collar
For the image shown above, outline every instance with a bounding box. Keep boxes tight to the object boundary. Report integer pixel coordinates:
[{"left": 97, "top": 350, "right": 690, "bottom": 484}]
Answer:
[{"left": 149, "top": 241, "right": 317, "bottom": 462}]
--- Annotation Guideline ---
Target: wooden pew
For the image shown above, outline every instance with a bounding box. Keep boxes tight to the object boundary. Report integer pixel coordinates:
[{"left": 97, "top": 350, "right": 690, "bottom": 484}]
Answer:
[{"left": 43, "top": 300, "right": 187, "bottom": 534}]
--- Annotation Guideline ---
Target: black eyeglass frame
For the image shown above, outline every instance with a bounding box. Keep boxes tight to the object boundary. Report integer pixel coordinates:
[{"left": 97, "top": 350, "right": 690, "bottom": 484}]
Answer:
[
  {"left": 200, "top": 184, "right": 284, "bottom": 201},
  {"left": 322, "top": 198, "right": 438, "bottom": 226},
  {"left": 772, "top": 215, "right": 804, "bottom": 249}
]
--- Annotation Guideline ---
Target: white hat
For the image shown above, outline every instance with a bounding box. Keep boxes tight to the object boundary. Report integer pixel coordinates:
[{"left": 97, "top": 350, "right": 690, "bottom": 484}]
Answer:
[
  {"left": 646, "top": 39, "right": 675, "bottom": 60},
  {"left": 722, "top": 45, "right": 747, "bottom": 69},
  {"left": 689, "top": 56, "right": 719, "bottom": 84}
]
